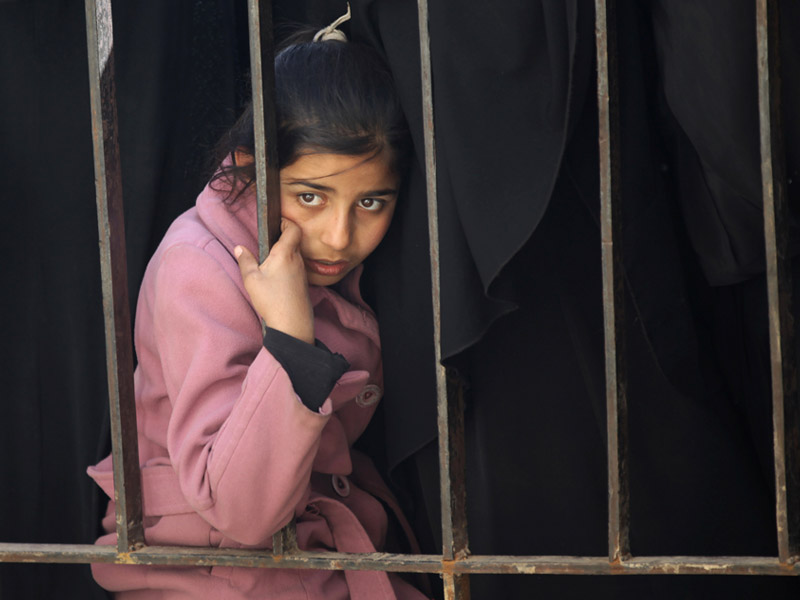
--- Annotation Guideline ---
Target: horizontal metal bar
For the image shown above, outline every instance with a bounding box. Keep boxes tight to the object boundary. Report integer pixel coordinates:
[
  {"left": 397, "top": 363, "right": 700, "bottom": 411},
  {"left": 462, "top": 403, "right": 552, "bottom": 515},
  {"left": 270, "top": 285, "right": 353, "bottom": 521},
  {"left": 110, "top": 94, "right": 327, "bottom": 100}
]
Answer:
[{"left": 1, "top": 544, "right": 798, "bottom": 576}]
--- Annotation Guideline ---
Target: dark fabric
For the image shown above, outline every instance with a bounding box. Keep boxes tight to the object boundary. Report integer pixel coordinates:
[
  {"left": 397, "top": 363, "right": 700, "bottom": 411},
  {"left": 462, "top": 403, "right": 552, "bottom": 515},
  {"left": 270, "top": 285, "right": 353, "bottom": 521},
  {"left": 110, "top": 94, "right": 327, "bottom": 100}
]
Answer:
[
  {"left": 356, "top": 0, "right": 590, "bottom": 363},
  {"left": 351, "top": 1, "right": 800, "bottom": 598},
  {"left": 263, "top": 327, "right": 350, "bottom": 411},
  {"left": 0, "top": 2, "right": 111, "bottom": 596},
  {"left": 707, "top": 258, "right": 800, "bottom": 494},
  {"left": 407, "top": 97, "right": 791, "bottom": 598},
  {"left": 650, "top": 0, "right": 800, "bottom": 286},
  {"left": 348, "top": 0, "right": 572, "bottom": 474},
  {"left": 412, "top": 171, "right": 791, "bottom": 595}
]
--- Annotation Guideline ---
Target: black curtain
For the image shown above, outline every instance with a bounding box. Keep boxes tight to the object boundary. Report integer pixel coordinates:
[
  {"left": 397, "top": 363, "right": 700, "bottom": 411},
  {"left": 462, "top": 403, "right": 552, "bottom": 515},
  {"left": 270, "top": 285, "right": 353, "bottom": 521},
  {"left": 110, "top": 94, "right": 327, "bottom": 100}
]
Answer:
[{"left": 353, "top": 1, "right": 800, "bottom": 598}]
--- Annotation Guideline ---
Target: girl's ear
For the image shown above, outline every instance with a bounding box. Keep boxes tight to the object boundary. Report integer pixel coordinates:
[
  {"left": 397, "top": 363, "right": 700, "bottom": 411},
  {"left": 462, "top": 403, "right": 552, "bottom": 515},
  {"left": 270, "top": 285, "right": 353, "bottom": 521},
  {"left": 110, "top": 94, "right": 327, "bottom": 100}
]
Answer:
[{"left": 234, "top": 148, "right": 255, "bottom": 167}]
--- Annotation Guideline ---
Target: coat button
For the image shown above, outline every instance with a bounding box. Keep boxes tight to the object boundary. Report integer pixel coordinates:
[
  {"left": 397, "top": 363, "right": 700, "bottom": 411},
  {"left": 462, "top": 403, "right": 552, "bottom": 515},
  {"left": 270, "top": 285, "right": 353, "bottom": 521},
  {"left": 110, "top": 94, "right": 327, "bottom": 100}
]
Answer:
[
  {"left": 355, "top": 384, "right": 382, "bottom": 407},
  {"left": 331, "top": 474, "right": 350, "bottom": 497}
]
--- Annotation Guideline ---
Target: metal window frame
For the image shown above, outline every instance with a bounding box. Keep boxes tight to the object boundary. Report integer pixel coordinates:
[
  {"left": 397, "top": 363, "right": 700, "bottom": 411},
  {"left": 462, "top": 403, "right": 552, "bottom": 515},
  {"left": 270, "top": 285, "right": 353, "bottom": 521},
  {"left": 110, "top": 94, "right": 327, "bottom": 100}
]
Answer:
[{"left": 1, "top": 1, "right": 798, "bottom": 598}]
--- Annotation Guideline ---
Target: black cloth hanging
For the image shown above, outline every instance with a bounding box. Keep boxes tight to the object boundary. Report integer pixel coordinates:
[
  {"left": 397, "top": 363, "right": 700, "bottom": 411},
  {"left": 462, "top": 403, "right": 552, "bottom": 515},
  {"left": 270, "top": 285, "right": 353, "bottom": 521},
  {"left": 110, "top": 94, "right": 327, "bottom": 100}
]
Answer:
[
  {"left": 650, "top": 0, "right": 800, "bottom": 287},
  {"left": 349, "top": 1, "right": 800, "bottom": 598}
]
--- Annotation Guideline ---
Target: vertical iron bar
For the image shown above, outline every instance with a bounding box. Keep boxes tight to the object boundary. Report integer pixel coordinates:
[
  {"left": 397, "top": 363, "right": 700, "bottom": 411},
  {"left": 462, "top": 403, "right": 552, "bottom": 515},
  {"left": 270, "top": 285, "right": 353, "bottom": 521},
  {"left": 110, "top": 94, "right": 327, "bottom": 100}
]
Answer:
[
  {"left": 595, "top": 0, "right": 630, "bottom": 563},
  {"left": 248, "top": 0, "right": 282, "bottom": 262},
  {"left": 443, "top": 571, "right": 471, "bottom": 600},
  {"left": 756, "top": 0, "right": 800, "bottom": 562},
  {"left": 417, "top": 1, "right": 470, "bottom": 598},
  {"left": 446, "top": 372, "right": 469, "bottom": 558},
  {"left": 84, "top": 0, "right": 144, "bottom": 552},
  {"left": 246, "top": 0, "right": 295, "bottom": 555}
]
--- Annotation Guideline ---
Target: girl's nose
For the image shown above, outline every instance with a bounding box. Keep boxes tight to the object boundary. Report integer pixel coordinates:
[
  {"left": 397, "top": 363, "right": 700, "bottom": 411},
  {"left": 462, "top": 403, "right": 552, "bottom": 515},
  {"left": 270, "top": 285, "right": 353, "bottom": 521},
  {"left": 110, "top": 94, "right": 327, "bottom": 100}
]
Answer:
[{"left": 319, "top": 210, "right": 352, "bottom": 251}]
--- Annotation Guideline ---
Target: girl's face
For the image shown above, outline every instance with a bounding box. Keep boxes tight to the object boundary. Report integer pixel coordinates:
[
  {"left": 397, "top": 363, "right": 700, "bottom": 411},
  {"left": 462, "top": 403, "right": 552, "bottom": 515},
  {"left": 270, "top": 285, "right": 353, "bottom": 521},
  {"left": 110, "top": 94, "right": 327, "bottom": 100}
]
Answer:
[{"left": 279, "top": 151, "right": 400, "bottom": 286}]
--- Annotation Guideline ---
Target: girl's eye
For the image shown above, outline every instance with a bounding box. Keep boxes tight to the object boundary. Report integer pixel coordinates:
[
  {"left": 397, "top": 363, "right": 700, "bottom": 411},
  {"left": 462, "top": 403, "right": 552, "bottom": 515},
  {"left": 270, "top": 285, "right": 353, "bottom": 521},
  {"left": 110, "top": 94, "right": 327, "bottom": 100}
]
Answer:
[
  {"left": 359, "top": 198, "right": 384, "bottom": 212},
  {"left": 298, "top": 193, "right": 323, "bottom": 206}
]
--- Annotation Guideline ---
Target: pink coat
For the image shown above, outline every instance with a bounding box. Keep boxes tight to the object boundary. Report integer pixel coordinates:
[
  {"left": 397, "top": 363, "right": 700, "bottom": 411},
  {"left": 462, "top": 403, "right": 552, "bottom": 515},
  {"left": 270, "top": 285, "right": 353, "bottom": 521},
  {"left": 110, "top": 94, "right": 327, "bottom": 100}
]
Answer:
[{"left": 88, "top": 180, "right": 429, "bottom": 600}]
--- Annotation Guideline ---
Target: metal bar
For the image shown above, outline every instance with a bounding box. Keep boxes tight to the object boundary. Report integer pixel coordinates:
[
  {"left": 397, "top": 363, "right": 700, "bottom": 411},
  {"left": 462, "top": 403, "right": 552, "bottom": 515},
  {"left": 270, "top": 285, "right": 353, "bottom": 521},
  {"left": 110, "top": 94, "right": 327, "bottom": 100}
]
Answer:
[
  {"left": 416, "top": 3, "right": 471, "bottom": 598},
  {"left": 271, "top": 519, "right": 298, "bottom": 556},
  {"left": 756, "top": 0, "right": 800, "bottom": 563},
  {"left": 416, "top": 0, "right": 448, "bottom": 557},
  {"left": 595, "top": 0, "right": 630, "bottom": 563},
  {"left": 446, "top": 372, "right": 469, "bottom": 557},
  {"left": 443, "top": 573, "right": 471, "bottom": 599},
  {"left": 247, "top": 0, "right": 282, "bottom": 261},
  {"left": 84, "top": 0, "right": 144, "bottom": 553},
  {"left": 246, "top": 0, "right": 296, "bottom": 555},
  {"left": 2, "top": 544, "right": 800, "bottom": 575}
]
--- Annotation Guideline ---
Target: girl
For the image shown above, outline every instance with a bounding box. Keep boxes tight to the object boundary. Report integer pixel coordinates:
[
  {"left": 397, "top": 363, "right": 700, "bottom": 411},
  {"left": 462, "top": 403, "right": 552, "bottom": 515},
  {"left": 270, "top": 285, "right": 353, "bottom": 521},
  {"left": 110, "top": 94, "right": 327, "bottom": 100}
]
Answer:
[{"left": 88, "top": 13, "right": 427, "bottom": 600}]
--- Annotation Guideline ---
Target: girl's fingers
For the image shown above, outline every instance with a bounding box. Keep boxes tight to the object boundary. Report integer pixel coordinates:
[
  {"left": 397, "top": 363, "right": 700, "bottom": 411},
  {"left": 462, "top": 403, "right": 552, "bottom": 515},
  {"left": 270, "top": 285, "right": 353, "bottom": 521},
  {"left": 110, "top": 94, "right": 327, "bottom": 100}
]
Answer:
[
  {"left": 233, "top": 245, "right": 259, "bottom": 277},
  {"left": 276, "top": 219, "right": 302, "bottom": 252},
  {"left": 235, "top": 220, "right": 302, "bottom": 276}
]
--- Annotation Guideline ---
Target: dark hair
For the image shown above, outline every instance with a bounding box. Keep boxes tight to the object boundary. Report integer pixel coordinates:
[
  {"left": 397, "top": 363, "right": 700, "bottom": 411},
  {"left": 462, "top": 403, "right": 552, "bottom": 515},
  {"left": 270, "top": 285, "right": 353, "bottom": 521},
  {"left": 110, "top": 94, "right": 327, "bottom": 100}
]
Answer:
[{"left": 212, "top": 30, "right": 411, "bottom": 200}]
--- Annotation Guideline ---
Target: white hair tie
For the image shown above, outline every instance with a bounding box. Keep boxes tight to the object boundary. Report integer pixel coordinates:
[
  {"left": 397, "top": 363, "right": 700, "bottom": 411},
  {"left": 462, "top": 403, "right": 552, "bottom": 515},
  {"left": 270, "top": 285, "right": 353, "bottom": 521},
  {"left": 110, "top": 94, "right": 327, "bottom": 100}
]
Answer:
[{"left": 313, "top": 3, "right": 351, "bottom": 42}]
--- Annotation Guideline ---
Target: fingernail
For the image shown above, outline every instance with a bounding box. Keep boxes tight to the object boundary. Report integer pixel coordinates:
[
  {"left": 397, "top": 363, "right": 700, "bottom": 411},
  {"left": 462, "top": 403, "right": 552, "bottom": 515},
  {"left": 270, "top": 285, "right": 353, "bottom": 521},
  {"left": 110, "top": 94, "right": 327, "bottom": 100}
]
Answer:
[{"left": 234, "top": 246, "right": 242, "bottom": 258}]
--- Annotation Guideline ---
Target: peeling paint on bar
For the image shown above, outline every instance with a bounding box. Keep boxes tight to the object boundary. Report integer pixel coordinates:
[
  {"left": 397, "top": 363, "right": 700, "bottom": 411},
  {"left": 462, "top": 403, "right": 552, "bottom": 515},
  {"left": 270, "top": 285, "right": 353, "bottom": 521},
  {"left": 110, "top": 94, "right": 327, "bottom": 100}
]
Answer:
[{"left": 95, "top": 0, "right": 113, "bottom": 73}]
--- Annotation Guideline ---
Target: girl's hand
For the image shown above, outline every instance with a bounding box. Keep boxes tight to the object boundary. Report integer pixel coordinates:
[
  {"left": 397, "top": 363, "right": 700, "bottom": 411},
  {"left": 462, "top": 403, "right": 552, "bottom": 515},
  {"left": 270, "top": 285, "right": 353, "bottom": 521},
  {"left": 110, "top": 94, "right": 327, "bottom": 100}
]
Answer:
[{"left": 234, "top": 219, "right": 315, "bottom": 345}]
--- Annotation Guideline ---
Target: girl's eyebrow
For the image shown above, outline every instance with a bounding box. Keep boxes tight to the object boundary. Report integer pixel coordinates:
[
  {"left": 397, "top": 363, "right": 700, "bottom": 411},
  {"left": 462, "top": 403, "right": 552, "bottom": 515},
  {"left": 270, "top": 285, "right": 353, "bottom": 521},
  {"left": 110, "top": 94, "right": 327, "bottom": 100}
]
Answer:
[
  {"left": 285, "top": 180, "right": 398, "bottom": 197},
  {"left": 361, "top": 188, "right": 399, "bottom": 197},
  {"left": 284, "top": 180, "right": 335, "bottom": 192}
]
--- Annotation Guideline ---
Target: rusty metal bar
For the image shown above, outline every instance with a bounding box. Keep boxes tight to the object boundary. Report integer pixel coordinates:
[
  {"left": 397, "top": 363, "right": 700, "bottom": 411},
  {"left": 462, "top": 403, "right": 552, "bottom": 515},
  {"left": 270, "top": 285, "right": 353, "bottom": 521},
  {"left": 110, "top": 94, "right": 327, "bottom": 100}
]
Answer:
[
  {"left": 2, "top": 543, "right": 800, "bottom": 576},
  {"left": 271, "top": 519, "right": 298, "bottom": 556},
  {"left": 595, "top": 0, "right": 630, "bottom": 563},
  {"left": 446, "top": 372, "right": 469, "bottom": 556},
  {"left": 246, "top": 0, "right": 296, "bottom": 555},
  {"left": 248, "top": 0, "right": 282, "bottom": 262},
  {"left": 84, "top": 0, "right": 144, "bottom": 553},
  {"left": 756, "top": 0, "right": 800, "bottom": 563},
  {"left": 416, "top": 3, "right": 471, "bottom": 598},
  {"left": 443, "top": 572, "right": 471, "bottom": 599}
]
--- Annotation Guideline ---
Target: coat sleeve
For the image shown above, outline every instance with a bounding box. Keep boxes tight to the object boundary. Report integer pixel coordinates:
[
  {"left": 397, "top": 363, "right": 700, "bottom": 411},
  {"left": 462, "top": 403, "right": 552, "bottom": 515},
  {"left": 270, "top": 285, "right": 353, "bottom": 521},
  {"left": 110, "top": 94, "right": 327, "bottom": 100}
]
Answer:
[{"left": 151, "top": 242, "right": 329, "bottom": 546}]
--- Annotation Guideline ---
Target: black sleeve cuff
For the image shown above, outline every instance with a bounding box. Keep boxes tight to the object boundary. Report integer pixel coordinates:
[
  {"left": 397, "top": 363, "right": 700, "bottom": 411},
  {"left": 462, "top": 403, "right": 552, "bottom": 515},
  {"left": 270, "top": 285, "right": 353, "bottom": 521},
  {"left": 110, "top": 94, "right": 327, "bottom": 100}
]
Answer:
[{"left": 263, "top": 327, "right": 350, "bottom": 412}]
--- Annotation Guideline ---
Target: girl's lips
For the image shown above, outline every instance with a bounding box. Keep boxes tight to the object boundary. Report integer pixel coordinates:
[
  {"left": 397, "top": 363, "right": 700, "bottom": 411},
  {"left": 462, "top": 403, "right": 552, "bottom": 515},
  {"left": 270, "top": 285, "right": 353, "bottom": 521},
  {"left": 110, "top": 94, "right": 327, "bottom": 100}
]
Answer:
[{"left": 305, "top": 259, "right": 350, "bottom": 277}]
